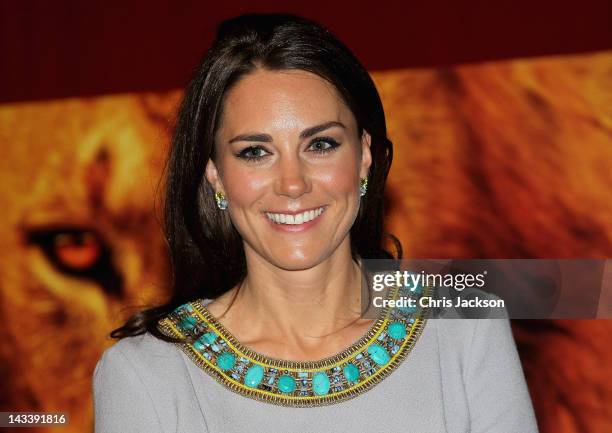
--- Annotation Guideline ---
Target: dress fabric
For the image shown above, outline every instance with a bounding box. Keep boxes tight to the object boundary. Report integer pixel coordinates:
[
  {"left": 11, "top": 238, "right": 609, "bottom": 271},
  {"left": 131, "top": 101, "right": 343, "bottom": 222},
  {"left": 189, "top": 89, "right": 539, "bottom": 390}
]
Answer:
[{"left": 93, "top": 307, "right": 539, "bottom": 433}]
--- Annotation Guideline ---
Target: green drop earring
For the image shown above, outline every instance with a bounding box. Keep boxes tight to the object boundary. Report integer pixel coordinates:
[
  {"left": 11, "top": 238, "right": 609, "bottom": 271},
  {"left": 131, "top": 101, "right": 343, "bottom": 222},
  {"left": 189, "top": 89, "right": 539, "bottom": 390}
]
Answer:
[
  {"left": 359, "top": 177, "right": 368, "bottom": 197},
  {"left": 215, "top": 191, "right": 228, "bottom": 210}
]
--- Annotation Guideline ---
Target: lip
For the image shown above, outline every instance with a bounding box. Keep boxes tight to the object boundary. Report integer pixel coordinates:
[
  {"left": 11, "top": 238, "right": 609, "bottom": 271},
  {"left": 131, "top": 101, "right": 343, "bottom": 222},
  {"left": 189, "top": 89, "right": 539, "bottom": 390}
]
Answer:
[{"left": 263, "top": 205, "right": 327, "bottom": 232}]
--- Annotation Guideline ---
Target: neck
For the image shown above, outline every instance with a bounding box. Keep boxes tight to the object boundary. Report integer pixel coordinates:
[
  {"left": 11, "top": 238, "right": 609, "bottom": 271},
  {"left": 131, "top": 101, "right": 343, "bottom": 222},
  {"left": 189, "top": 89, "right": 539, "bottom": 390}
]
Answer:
[{"left": 222, "top": 237, "right": 366, "bottom": 352}]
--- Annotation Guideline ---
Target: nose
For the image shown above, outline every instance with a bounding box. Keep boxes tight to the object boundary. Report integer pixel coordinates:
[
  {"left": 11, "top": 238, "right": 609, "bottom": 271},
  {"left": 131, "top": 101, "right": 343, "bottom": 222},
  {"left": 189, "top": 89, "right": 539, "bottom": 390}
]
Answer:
[{"left": 274, "top": 153, "right": 310, "bottom": 199}]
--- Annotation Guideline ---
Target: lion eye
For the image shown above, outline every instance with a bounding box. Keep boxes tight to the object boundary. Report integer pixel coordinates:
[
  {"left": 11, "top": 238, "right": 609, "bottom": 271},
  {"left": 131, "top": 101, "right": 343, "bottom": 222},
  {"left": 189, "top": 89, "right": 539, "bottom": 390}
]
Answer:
[
  {"left": 26, "top": 227, "right": 123, "bottom": 296},
  {"left": 53, "top": 231, "right": 102, "bottom": 269}
]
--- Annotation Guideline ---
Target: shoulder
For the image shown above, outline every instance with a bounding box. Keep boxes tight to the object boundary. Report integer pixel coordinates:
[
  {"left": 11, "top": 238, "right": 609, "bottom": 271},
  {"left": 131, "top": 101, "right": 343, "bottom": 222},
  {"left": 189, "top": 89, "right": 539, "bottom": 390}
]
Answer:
[
  {"left": 93, "top": 332, "right": 188, "bottom": 393},
  {"left": 426, "top": 290, "right": 513, "bottom": 353},
  {"left": 107, "top": 332, "right": 179, "bottom": 358},
  {"left": 431, "top": 316, "right": 514, "bottom": 341},
  {"left": 428, "top": 319, "right": 538, "bottom": 431},
  {"left": 427, "top": 317, "right": 517, "bottom": 369},
  {"left": 93, "top": 333, "right": 198, "bottom": 432},
  {"left": 96, "top": 332, "right": 176, "bottom": 364},
  {"left": 93, "top": 333, "right": 197, "bottom": 432}
]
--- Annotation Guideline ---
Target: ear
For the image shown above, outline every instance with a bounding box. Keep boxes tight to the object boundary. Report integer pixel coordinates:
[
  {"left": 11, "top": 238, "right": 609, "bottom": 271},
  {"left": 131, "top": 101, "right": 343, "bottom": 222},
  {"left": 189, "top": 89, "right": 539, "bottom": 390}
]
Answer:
[
  {"left": 205, "top": 159, "right": 224, "bottom": 193},
  {"left": 359, "top": 129, "right": 373, "bottom": 179}
]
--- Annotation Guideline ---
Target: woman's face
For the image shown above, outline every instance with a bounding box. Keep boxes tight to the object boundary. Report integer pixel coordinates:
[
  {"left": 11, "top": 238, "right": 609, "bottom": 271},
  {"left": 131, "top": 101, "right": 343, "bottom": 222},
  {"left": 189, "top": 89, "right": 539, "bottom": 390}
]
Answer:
[{"left": 206, "top": 69, "right": 371, "bottom": 271}]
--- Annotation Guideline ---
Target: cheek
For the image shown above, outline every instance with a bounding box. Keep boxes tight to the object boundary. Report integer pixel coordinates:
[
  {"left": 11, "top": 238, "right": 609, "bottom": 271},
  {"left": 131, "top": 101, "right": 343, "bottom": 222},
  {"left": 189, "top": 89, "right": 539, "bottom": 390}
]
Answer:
[
  {"left": 316, "top": 157, "right": 360, "bottom": 197},
  {"left": 223, "top": 166, "right": 268, "bottom": 207}
]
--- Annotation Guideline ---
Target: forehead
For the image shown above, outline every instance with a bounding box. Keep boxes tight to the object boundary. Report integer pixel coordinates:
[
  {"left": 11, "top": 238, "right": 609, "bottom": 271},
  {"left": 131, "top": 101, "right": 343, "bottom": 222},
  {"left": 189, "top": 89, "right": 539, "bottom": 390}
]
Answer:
[{"left": 218, "top": 69, "right": 354, "bottom": 134}]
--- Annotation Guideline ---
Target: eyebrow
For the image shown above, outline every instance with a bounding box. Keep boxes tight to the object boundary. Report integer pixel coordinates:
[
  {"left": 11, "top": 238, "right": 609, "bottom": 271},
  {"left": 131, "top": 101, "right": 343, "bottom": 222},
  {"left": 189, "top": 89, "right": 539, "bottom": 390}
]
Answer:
[{"left": 227, "top": 121, "right": 346, "bottom": 144}]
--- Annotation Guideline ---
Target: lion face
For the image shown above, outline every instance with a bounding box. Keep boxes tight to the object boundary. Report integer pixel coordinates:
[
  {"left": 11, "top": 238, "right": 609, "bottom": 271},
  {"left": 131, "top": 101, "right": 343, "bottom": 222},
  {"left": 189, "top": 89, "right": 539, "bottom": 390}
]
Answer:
[{"left": 0, "top": 92, "right": 178, "bottom": 431}]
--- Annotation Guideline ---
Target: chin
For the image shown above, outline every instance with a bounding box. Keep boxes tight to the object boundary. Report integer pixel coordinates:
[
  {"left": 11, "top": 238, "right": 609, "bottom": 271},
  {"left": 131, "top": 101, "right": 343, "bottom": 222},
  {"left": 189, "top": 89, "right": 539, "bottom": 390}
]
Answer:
[{"left": 269, "top": 251, "right": 326, "bottom": 271}]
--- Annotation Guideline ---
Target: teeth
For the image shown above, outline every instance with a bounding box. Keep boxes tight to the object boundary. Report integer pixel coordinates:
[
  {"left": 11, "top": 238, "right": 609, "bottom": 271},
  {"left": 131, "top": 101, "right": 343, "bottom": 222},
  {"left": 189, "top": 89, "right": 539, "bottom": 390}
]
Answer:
[{"left": 266, "top": 207, "right": 325, "bottom": 225}]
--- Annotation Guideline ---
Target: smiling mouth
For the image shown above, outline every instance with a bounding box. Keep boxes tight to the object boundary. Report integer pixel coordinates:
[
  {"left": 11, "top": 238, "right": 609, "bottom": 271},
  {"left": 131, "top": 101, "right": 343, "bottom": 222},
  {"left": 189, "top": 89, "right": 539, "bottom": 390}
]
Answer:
[{"left": 265, "top": 206, "right": 326, "bottom": 225}]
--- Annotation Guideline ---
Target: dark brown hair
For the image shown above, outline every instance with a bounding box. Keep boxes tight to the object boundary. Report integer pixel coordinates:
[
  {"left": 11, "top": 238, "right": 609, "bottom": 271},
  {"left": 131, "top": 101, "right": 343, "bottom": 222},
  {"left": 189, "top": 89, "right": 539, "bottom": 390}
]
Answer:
[{"left": 111, "top": 13, "right": 400, "bottom": 342}]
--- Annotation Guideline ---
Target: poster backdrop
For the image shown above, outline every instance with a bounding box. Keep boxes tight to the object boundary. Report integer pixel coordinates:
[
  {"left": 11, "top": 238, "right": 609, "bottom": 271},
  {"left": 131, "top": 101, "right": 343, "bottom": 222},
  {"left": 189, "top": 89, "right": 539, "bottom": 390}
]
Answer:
[{"left": 0, "top": 13, "right": 611, "bottom": 432}]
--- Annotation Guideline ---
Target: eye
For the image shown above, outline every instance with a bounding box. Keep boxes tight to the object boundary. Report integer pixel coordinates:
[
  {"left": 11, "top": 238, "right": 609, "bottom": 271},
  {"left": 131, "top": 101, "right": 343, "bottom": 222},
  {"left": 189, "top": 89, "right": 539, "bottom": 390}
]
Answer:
[
  {"left": 26, "top": 227, "right": 123, "bottom": 296},
  {"left": 236, "top": 146, "right": 271, "bottom": 162},
  {"left": 308, "top": 137, "right": 341, "bottom": 154}
]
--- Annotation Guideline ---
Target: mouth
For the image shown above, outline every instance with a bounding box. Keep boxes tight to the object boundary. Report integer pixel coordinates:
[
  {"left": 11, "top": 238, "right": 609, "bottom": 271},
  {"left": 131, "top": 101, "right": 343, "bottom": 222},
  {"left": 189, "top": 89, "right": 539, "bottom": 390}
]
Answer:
[{"left": 264, "top": 206, "right": 326, "bottom": 225}]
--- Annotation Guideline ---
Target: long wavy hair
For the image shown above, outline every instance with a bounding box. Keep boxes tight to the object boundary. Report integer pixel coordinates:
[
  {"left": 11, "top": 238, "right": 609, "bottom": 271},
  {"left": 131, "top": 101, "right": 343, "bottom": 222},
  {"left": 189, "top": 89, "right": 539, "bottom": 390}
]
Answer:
[{"left": 111, "top": 13, "right": 400, "bottom": 342}]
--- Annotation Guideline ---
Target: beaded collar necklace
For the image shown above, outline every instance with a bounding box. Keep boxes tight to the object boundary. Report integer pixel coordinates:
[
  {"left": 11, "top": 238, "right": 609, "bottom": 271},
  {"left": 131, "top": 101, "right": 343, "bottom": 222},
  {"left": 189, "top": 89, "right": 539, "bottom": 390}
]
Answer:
[{"left": 157, "top": 284, "right": 427, "bottom": 407}]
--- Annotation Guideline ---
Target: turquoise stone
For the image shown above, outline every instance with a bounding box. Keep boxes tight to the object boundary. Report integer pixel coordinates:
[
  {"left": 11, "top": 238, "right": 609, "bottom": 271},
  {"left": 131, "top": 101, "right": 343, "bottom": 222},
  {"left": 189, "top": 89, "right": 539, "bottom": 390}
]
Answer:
[
  {"left": 201, "top": 331, "right": 217, "bottom": 344},
  {"left": 277, "top": 375, "right": 296, "bottom": 393},
  {"left": 343, "top": 363, "right": 360, "bottom": 382},
  {"left": 175, "top": 303, "right": 194, "bottom": 315},
  {"left": 403, "top": 272, "right": 424, "bottom": 295},
  {"left": 194, "top": 332, "right": 216, "bottom": 351},
  {"left": 244, "top": 365, "right": 265, "bottom": 388},
  {"left": 388, "top": 322, "right": 407, "bottom": 340},
  {"left": 367, "top": 344, "right": 390, "bottom": 366},
  {"left": 216, "top": 352, "right": 236, "bottom": 370},
  {"left": 179, "top": 316, "right": 197, "bottom": 331},
  {"left": 312, "top": 372, "right": 330, "bottom": 395},
  {"left": 193, "top": 338, "right": 205, "bottom": 351}
]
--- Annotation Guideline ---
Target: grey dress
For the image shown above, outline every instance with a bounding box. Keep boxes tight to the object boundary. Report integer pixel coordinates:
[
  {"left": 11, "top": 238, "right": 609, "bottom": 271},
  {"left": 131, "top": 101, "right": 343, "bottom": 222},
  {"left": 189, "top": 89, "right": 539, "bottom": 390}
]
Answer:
[{"left": 93, "top": 306, "right": 538, "bottom": 433}]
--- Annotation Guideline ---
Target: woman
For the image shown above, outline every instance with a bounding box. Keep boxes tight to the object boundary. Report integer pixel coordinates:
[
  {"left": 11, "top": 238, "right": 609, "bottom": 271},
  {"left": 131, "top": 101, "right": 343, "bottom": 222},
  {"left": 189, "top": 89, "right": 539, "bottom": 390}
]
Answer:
[{"left": 93, "top": 13, "right": 538, "bottom": 432}]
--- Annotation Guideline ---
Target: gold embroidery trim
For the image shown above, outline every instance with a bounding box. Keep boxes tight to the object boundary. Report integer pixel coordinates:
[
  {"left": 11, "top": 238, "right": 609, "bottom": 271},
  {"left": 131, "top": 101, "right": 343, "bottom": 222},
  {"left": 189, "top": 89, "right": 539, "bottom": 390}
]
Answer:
[{"left": 158, "top": 287, "right": 427, "bottom": 407}]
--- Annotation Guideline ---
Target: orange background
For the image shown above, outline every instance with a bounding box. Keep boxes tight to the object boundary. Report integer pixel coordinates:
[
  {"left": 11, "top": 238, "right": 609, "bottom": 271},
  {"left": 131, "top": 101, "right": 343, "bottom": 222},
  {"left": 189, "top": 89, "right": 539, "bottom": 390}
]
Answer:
[
  {"left": 1, "top": 50, "right": 611, "bottom": 433},
  {"left": 1, "top": 2, "right": 611, "bottom": 432}
]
